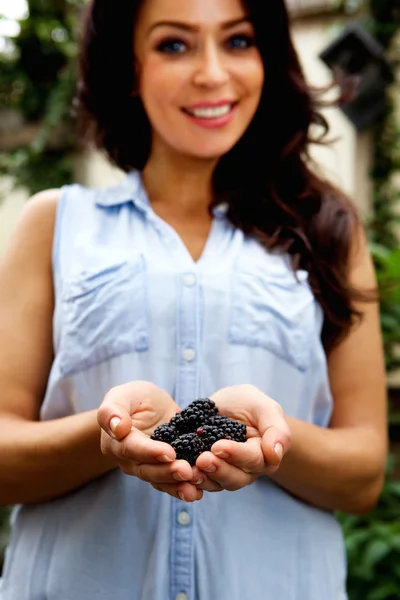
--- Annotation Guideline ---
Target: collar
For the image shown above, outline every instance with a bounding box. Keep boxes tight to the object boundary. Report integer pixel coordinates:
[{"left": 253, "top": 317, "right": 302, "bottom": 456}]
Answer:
[
  {"left": 94, "top": 171, "right": 150, "bottom": 213},
  {"left": 94, "top": 170, "right": 229, "bottom": 219}
]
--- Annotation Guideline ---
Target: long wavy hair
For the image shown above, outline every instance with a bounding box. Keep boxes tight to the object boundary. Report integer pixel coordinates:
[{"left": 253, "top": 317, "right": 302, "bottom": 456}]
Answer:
[{"left": 77, "top": 0, "right": 371, "bottom": 352}]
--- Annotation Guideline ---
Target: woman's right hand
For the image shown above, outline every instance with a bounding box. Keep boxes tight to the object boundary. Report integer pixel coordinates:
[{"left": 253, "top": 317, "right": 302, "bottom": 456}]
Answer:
[{"left": 97, "top": 381, "right": 204, "bottom": 502}]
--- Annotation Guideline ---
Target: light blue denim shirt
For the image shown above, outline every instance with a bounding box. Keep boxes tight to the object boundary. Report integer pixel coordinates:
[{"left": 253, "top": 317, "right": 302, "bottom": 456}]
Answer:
[{"left": 1, "top": 171, "right": 348, "bottom": 600}]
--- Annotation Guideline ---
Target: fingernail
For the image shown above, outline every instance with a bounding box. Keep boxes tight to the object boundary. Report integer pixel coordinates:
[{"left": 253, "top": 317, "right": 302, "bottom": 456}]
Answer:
[
  {"left": 178, "top": 492, "right": 186, "bottom": 502},
  {"left": 157, "top": 455, "right": 174, "bottom": 463},
  {"left": 214, "top": 451, "right": 229, "bottom": 459},
  {"left": 193, "top": 477, "right": 204, "bottom": 485},
  {"left": 274, "top": 443, "right": 283, "bottom": 461},
  {"left": 172, "top": 472, "right": 187, "bottom": 481},
  {"left": 109, "top": 417, "right": 121, "bottom": 434},
  {"left": 204, "top": 464, "right": 217, "bottom": 473}
]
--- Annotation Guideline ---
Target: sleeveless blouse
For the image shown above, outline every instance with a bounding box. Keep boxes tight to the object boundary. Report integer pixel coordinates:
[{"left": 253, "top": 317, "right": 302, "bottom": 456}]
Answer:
[{"left": 0, "top": 171, "right": 347, "bottom": 600}]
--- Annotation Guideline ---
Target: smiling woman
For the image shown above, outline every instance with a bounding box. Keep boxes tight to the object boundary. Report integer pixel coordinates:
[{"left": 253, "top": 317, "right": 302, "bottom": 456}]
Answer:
[
  {"left": 0, "top": 0, "right": 387, "bottom": 599},
  {"left": 132, "top": 0, "right": 264, "bottom": 160}
]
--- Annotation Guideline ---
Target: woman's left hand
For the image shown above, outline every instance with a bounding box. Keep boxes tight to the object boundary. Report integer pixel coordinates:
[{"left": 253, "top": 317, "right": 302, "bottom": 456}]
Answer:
[{"left": 192, "top": 385, "right": 291, "bottom": 493}]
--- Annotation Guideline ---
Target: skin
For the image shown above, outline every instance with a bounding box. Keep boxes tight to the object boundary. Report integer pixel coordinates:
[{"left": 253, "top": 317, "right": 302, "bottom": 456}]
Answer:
[
  {"left": 0, "top": 0, "right": 387, "bottom": 512},
  {"left": 134, "top": 0, "right": 264, "bottom": 161}
]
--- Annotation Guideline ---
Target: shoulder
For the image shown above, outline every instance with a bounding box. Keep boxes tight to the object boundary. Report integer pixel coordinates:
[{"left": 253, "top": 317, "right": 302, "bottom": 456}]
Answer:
[
  {"left": 8, "top": 189, "right": 61, "bottom": 254},
  {"left": 18, "top": 188, "right": 61, "bottom": 231},
  {"left": 0, "top": 189, "right": 64, "bottom": 282}
]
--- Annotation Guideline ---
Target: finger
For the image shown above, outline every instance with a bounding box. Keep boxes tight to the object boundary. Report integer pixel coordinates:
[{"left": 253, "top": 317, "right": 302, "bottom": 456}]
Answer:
[
  {"left": 189, "top": 467, "right": 222, "bottom": 492},
  {"left": 250, "top": 399, "right": 291, "bottom": 469},
  {"left": 193, "top": 476, "right": 223, "bottom": 493},
  {"left": 196, "top": 452, "right": 253, "bottom": 491},
  {"left": 209, "top": 438, "right": 265, "bottom": 473},
  {"left": 133, "top": 460, "right": 193, "bottom": 484},
  {"left": 152, "top": 482, "right": 203, "bottom": 502},
  {"left": 261, "top": 425, "right": 291, "bottom": 472},
  {"left": 97, "top": 385, "right": 142, "bottom": 440},
  {"left": 102, "top": 427, "right": 176, "bottom": 464}
]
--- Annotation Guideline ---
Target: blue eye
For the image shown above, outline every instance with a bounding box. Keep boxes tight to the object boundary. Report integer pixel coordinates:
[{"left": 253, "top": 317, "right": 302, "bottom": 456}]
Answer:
[
  {"left": 156, "top": 39, "right": 187, "bottom": 54},
  {"left": 227, "top": 35, "right": 254, "bottom": 50}
]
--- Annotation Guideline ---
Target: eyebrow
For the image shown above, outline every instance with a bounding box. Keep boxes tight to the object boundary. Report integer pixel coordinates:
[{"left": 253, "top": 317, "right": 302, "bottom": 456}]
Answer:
[{"left": 147, "top": 17, "right": 251, "bottom": 36}]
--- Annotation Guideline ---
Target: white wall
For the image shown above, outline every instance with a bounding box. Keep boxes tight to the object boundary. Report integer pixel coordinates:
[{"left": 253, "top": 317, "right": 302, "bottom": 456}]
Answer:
[{"left": 292, "top": 19, "right": 372, "bottom": 218}]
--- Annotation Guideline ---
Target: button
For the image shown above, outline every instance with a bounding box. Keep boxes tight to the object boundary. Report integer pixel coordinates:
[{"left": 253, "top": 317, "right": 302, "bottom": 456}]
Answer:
[
  {"left": 176, "top": 595, "right": 188, "bottom": 600},
  {"left": 177, "top": 511, "right": 191, "bottom": 526},
  {"left": 183, "top": 273, "right": 196, "bottom": 287},
  {"left": 182, "top": 348, "right": 196, "bottom": 362}
]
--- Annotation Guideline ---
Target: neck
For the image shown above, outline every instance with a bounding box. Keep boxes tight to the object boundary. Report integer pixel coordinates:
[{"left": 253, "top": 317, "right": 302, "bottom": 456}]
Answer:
[{"left": 142, "top": 147, "right": 218, "bottom": 217}]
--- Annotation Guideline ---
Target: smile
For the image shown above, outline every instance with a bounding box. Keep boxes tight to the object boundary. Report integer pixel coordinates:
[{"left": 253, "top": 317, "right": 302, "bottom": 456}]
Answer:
[
  {"left": 181, "top": 102, "right": 238, "bottom": 129},
  {"left": 183, "top": 103, "right": 234, "bottom": 119}
]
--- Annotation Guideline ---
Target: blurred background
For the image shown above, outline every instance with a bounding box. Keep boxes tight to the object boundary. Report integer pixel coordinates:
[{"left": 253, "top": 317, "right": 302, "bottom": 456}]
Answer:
[{"left": 0, "top": 0, "right": 399, "bottom": 597}]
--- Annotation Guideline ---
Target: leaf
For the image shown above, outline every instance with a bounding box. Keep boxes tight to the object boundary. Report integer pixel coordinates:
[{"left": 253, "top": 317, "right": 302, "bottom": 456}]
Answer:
[
  {"left": 362, "top": 539, "right": 391, "bottom": 571},
  {"left": 368, "top": 581, "right": 400, "bottom": 600}
]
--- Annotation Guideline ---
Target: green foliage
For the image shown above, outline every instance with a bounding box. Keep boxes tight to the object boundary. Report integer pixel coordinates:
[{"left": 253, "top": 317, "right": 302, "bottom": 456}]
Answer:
[
  {"left": 338, "top": 460, "right": 400, "bottom": 600},
  {"left": 341, "top": 3, "right": 400, "bottom": 599},
  {"left": 0, "top": 0, "right": 86, "bottom": 192},
  {"left": 370, "top": 245, "right": 400, "bottom": 373},
  {"left": 364, "top": 7, "right": 400, "bottom": 374}
]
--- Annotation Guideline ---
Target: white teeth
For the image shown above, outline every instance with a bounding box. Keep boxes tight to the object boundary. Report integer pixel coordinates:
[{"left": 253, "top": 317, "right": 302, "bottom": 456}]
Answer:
[{"left": 186, "top": 104, "right": 232, "bottom": 119}]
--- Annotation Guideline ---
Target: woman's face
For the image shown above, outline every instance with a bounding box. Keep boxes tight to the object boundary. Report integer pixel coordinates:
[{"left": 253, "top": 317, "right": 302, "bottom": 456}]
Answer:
[{"left": 133, "top": 0, "right": 264, "bottom": 161}]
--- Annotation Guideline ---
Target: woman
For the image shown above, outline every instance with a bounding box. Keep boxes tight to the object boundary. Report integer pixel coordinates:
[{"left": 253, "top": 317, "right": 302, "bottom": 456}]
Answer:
[{"left": 0, "top": 0, "right": 387, "bottom": 598}]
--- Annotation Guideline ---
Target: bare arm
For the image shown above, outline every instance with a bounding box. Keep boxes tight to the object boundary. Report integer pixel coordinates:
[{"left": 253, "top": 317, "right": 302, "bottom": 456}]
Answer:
[
  {"left": 0, "top": 190, "right": 116, "bottom": 506},
  {"left": 269, "top": 228, "right": 388, "bottom": 514}
]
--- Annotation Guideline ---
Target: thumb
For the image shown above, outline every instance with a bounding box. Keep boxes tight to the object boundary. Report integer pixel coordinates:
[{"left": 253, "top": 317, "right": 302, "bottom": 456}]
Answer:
[
  {"left": 97, "top": 386, "right": 139, "bottom": 441},
  {"left": 253, "top": 401, "right": 291, "bottom": 467},
  {"left": 260, "top": 426, "right": 287, "bottom": 468}
]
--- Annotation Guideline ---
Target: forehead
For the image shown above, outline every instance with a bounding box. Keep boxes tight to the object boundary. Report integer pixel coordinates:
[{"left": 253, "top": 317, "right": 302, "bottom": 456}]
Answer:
[{"left": 135, "top": 0, "right": 247, "bottom": 28}]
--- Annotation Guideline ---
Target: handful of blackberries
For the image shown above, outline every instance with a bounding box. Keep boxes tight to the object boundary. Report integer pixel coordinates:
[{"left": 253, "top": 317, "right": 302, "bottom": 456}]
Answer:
[{"left": 151, "top": 398, "right": 247, "bottom": 465}]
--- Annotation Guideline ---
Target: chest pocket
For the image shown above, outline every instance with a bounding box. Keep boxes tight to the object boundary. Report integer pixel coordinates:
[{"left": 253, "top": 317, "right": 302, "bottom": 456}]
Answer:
[
  {"left": 228, "top": 265, "right": 316, "bottom": 372},
  {"left": 58, "top": 257, "right": 148, "bottom": 376}
]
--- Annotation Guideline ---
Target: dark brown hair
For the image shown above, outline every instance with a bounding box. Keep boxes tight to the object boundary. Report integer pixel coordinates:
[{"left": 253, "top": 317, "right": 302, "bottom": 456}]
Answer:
[{"left": 78, "top": 0, "right": 370, "bottom": 352}]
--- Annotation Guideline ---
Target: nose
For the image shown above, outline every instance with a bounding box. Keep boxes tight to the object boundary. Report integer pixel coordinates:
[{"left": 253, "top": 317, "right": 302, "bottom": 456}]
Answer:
[{"left": 192, "top": 42, "right": 229, "bottom": 88}]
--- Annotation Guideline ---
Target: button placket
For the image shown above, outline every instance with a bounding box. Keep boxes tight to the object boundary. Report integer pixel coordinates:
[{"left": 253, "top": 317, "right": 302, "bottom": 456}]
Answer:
[
  {"left": 171, "top": 269, "right": 200, "bottom": 600},
  {"left": 176, "top": 270, "right": 200, "bottom": 405}
]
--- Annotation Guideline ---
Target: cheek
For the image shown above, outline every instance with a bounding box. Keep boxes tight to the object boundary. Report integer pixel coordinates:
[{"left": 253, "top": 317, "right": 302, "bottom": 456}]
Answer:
[
  {"left": 139, "top": 59, "right": 188, "bottom": 109},
  {"left": 249, "top": 65, "right": 264, "bottom": 98},
  {"left": 239, "top": 56, "right": 264, "bottom": 99}
]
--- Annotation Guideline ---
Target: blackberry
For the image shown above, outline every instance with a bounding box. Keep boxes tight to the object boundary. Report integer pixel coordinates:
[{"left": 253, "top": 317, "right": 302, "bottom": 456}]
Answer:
[
  {"left": 171, "top": 433, "right": 205, "bottom": 466},
  {"left": 150, "top": 398, "right": 247, "bottom": 465},
  {"left": 169, "top": 398, "right": 218, "bottom": 434},
  {"left": 151, "top": 423, "right": 177, "bottom": 444},
  {"left": 169, "top": 412, "right": 190, "bottom": 435},
  {"left": 195, "top": 424, "right": 227, "bottom": 451},
  {"left": 197, "top": 416, "right": 247, "bottom": 451}
]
